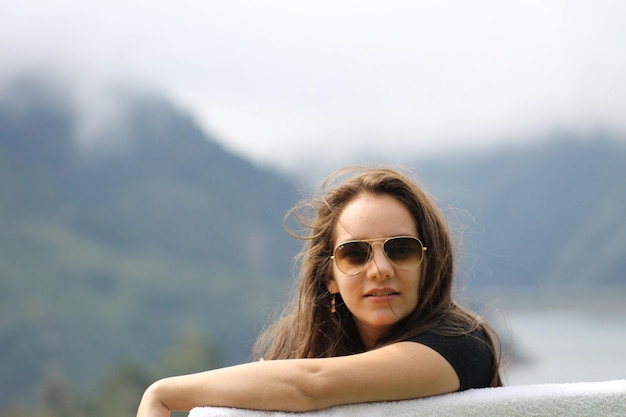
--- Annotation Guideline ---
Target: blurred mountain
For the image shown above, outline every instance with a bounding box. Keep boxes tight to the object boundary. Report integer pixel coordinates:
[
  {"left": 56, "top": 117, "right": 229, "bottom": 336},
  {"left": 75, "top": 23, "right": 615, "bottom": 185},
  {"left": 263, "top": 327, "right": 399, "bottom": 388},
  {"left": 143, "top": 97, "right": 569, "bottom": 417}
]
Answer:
[
  {"left": 1, "top": 75, "right": 625, "bottom": 407},
  {"left": 0, "top": 76, "right": 300, "bottom": 406},
  {"left": 412, "top": 135, "right": 626, "bottom": 288}
]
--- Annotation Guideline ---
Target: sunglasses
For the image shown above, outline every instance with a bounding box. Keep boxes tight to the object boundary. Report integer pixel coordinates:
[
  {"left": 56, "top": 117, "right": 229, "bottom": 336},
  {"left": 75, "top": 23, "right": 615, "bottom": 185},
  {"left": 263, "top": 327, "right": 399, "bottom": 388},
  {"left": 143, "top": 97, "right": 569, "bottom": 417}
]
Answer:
[{"left": 331, "top": 236, "right": 427, "bottom": 275}]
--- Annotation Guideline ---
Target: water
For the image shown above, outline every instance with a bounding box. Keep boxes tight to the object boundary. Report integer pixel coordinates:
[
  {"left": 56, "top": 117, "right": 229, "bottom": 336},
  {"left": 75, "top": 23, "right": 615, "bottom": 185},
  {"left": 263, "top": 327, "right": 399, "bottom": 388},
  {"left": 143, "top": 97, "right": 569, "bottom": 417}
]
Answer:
[{"left": 489, "top": 290, "right": 626, "bottom": 386}]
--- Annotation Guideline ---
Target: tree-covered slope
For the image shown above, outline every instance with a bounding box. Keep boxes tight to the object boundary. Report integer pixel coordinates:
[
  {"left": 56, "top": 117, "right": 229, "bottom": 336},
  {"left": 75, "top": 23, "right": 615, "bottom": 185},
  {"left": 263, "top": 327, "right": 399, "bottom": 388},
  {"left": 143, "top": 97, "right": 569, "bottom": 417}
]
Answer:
[
  {"left": 0, "top": 77, "right": 300, "bottom": 406},
  {"left": 413, "top": 136, "right": 626, "bottom": 287}
]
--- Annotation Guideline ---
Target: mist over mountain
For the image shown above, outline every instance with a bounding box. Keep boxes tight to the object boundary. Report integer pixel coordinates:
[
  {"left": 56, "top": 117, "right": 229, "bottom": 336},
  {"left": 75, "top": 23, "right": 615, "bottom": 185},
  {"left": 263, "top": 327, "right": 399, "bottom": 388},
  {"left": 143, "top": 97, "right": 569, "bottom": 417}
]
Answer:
[{"left": 1, "top": 75, "right": 625, "bottom": 407}]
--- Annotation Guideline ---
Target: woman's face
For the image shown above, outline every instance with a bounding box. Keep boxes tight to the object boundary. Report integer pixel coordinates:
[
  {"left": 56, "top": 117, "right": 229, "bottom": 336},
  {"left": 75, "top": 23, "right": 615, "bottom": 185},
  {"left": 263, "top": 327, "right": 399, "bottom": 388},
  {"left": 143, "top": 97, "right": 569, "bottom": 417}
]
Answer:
[{"left": 327, "top": 193, "right": 422, "bottom": 347}]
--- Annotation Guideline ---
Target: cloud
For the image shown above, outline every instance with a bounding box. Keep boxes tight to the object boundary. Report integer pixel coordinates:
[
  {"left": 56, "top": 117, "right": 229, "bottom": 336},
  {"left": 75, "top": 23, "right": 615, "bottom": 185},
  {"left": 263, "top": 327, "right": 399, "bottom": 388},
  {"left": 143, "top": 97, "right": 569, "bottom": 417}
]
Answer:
[{"left": 2, "top": 0, "right": 625, "bottom": 170}]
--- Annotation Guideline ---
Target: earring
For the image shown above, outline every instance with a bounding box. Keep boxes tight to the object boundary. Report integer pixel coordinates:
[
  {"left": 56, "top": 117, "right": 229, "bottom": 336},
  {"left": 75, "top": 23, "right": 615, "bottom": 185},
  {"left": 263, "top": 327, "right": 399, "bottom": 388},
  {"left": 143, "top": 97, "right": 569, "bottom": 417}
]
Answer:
[{"left": 331, "top": 294, "right": 337, "bottom": 313}]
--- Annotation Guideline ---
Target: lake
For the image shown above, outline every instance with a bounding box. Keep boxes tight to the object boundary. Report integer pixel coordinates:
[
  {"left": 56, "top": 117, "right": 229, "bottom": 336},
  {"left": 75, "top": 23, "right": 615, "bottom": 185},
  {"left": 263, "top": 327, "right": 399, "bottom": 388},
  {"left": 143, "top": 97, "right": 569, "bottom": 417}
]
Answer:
[{"left": 476, "top": 288, "right": 626, "bottom": 386}]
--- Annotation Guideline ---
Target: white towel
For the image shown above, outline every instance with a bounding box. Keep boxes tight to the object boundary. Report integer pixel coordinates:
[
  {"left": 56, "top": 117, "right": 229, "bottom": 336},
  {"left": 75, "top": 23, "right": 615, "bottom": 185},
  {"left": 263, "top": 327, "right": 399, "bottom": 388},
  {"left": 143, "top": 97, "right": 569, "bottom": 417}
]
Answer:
[{"left": 189, "top": 379, "right": 626, "bottom": 417}]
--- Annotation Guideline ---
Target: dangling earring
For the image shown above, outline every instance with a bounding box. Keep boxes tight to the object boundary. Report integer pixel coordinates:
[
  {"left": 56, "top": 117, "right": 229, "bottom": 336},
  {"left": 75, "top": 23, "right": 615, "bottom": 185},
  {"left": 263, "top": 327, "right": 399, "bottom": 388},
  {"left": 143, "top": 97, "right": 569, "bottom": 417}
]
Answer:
[{"left": 331, "top": 294, "right": 337, "bottom": 313}]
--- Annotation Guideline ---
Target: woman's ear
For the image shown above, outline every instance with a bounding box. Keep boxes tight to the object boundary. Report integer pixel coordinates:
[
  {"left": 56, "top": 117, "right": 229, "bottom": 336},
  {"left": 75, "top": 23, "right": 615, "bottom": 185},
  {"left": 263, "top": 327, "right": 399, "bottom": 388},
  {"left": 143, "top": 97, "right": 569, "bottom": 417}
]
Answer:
[{"left": 326, "top": 279, "right": 339, "bottom": 294}]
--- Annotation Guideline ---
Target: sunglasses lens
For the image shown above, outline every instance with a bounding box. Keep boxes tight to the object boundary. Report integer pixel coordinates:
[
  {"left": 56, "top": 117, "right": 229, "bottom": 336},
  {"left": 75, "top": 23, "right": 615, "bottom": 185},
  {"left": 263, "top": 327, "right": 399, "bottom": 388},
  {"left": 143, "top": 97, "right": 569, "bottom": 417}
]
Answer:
[
  {"left": 384, "top": 237, "right": 423, "bottom": 269},
  {"left": 334, "top": 241, "right": 371, "bottom": 275}
]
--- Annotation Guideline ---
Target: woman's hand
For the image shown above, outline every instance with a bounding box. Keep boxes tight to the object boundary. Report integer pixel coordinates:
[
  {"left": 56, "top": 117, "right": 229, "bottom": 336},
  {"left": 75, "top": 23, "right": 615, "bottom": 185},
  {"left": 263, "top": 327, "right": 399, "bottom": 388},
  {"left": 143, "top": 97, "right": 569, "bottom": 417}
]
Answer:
[{"left": 136, "top": 384, "right": 170, "bottom": 417}]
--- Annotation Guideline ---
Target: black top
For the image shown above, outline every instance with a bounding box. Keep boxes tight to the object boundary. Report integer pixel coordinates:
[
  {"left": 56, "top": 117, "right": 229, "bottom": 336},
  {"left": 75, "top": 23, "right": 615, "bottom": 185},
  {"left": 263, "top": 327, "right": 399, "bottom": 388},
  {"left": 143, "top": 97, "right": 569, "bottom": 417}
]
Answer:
[{"left": 404, "top": 329, "right": 495, "bottom": 391}]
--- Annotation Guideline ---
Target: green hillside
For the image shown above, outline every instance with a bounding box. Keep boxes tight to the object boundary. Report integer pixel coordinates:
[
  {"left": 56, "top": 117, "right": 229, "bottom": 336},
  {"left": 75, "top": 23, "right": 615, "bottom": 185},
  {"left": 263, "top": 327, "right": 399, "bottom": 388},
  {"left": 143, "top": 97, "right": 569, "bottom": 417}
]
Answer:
[
  {"left": 0, "top": 77, "right": 300, "bottom": 407},
  {"left": 413, "top": 136, "right": 626, "bottom": 287}
]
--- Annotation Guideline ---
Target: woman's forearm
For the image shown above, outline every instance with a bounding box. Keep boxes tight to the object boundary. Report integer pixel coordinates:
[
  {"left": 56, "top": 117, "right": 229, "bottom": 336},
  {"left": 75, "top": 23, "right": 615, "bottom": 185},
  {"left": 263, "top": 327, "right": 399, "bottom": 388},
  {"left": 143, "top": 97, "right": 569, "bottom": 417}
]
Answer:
[
  {"left": 138, "top": 359, "right": 323, "bottom": 415},
  {"left": 136, "top": 341, "right": 462, "bottom": 416}
]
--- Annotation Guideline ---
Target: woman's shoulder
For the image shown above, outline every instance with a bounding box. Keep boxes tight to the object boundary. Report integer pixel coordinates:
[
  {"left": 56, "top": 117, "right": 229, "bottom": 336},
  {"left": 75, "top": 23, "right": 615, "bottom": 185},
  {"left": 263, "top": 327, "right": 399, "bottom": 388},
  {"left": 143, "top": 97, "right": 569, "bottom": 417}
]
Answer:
[{"left": 402, "top": 326, "right": 495, "bottom": 390}]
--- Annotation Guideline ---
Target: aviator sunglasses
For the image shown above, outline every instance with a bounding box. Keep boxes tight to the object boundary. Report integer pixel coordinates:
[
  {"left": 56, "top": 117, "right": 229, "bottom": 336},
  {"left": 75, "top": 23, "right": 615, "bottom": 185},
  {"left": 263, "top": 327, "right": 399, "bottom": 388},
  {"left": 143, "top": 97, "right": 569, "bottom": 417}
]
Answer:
[{"left": 331, "top": 236, "right": 427, "bottom": 275}]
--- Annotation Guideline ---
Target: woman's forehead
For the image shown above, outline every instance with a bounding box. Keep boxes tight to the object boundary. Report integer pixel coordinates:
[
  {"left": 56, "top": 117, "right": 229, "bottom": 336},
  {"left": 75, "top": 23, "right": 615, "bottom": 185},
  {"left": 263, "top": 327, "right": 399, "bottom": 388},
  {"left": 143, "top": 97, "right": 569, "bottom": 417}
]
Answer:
[{"left": 333, "top": 194, "right": 417, "bottom": 243}]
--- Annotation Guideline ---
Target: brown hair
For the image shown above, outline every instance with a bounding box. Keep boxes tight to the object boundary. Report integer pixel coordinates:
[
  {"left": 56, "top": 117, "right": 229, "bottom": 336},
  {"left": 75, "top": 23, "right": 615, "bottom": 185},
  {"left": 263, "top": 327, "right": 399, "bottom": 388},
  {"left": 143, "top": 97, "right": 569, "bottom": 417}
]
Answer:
[{"left": 253, "top": 166, "right": 502, "bottom": 386}]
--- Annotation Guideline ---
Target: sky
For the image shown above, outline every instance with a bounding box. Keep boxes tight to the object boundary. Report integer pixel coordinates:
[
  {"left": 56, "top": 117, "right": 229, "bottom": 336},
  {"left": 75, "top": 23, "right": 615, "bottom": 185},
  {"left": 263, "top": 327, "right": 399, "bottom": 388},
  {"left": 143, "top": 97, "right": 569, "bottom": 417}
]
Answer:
[{"left": 2, "top": 0, "right": 626, "bottom": 172}]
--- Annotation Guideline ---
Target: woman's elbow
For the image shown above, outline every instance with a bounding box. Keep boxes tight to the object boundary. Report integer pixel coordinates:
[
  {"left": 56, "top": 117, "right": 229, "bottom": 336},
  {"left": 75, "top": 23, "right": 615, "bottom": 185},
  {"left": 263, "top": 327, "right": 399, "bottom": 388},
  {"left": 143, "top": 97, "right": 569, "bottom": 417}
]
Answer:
[{"left": 288, "top": 365, "right": 334, "bottom": 412}]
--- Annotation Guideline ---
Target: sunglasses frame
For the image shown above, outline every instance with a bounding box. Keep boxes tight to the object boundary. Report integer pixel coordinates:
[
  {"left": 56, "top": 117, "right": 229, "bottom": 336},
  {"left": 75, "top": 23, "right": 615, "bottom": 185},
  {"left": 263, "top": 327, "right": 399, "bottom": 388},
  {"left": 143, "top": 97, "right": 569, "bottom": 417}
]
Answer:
[{"left": 331, "top": 236, "right": 427, "bottom": 276}]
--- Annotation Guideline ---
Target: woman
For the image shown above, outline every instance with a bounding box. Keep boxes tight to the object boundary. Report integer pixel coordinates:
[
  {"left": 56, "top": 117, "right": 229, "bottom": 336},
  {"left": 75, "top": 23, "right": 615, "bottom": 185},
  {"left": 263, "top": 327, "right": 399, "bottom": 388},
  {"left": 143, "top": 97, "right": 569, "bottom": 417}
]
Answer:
[{"left": 137, "top": 166, "right": 502, "bottom": 416}]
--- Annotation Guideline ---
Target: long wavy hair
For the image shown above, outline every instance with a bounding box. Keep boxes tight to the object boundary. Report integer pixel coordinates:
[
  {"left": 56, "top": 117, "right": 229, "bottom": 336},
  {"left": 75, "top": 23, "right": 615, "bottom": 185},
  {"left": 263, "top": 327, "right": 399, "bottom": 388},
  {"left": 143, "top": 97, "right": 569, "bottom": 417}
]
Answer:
[{"left": 253, "top": 166, "right": 502, "bottom": 386}]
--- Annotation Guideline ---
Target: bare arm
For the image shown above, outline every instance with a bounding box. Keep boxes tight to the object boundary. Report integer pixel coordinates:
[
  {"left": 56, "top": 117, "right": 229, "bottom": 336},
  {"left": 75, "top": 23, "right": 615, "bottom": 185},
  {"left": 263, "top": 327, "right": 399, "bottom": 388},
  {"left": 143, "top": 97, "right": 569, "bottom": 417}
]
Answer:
[{"left": 136, "top": 341, "right": 459, "bottom": 415}]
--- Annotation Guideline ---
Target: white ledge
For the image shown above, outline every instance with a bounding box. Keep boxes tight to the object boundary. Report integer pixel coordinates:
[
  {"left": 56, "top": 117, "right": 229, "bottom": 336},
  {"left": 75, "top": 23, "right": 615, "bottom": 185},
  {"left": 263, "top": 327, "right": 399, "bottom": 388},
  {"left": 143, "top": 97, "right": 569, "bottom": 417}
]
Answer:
[{"left": 189, "top": 379, "right": 626, "bottom": 417}]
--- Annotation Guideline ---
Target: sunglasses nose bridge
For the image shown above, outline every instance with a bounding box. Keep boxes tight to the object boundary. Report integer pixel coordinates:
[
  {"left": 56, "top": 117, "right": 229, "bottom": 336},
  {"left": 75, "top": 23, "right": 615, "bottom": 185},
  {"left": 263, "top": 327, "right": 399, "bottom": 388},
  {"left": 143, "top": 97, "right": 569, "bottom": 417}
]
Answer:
[
  {"left": 368, "top": 240, "right": 393, "bottom": 265},
  {"left": 369, "top": 241, "right": 384, "bottom": 249}
]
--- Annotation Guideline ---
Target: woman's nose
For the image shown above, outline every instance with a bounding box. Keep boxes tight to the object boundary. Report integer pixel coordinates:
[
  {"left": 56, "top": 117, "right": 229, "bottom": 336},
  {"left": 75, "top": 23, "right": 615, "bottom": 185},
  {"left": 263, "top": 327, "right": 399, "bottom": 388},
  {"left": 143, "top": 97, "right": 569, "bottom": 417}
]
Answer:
[{"left": 365, "top": 245, "right": 394, "bottom": 280}]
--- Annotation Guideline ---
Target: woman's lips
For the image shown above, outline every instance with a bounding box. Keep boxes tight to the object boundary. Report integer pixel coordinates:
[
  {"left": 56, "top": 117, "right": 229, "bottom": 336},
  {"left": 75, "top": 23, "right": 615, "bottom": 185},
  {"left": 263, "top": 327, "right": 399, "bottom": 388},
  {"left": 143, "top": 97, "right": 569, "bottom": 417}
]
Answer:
[{"left": 364, "top": 289, "right": 399, "bottom": 301}]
